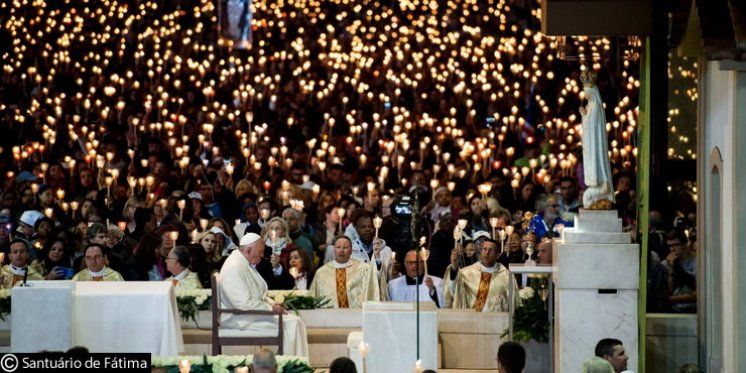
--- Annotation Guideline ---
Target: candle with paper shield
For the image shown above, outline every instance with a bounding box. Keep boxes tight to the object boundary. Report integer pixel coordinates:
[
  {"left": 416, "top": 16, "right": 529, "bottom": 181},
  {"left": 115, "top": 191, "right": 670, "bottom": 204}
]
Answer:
[
  {"left": 498, "top": 229, "right": 507, "bottom": 254},
  {"left": 419, "top": 236, "right": 429, "bottom": 276},
  {"left": 373, "top": 215, "right": 383, "bottom": 239},
  {"left": 414, "top": 360, "right": 423, "bottom": 373},
  {"left": 337, "top": 207, "right": 346, "bottom": 233},
  {"left": 289, "top": 267, "right": 300, "bottom": 279},
  {"left": 489, "top": 217, "right": 499, "bottom": 239},
  {"left": 359, "top": 340, "right": 370, "bottom": 373},
  {"left": 169, "top": 231, "right": 179, "bottom": 249},
  {"left": 178, "top": 359, "right": 191, "bottom": 373},
  {"left": 70, "top": 201, "right": 79, "bottom": 219},
  {"left": 177, "top": 199, "right": 186, "bottom": 221}
]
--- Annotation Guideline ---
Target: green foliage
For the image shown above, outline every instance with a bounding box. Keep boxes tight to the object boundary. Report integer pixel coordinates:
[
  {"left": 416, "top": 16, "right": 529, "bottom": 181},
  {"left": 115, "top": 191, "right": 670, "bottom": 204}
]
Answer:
[
  {"left": 176, "top": 295, "right": 211, "bottom": 323},
  {"left": 502, "top": 280, "right": 549, "bottom": 343}
]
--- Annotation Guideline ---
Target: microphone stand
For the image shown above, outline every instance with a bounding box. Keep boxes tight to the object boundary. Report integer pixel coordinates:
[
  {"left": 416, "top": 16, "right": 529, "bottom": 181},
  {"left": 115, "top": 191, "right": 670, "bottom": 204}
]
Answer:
[
  {"left": 412, "top": 192, "right": 421, "bottom": 362},
  {"left": 21, "top": 267, "right": 29, "bottom": 287}
]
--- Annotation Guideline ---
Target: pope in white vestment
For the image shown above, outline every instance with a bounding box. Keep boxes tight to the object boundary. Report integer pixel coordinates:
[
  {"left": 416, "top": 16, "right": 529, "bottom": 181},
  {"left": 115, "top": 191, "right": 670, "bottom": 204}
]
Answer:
[
  {"left": 219, "top": 233, "right": 308, "bottom": 357},
  {"left": 387, "top": 251, "right": 444, "bottom": 307}
]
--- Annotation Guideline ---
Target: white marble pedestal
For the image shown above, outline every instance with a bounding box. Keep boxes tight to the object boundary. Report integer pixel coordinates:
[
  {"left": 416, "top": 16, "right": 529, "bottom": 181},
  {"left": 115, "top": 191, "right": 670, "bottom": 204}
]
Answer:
[
  {"left": 553, "top": 209, "right": 639, "bottom": 372},
  {"left": 361, "top": 302, "right": 438, "bottom": 372},
  {"left": 11, "top": 281, "right": 75, "bottom": 352}
]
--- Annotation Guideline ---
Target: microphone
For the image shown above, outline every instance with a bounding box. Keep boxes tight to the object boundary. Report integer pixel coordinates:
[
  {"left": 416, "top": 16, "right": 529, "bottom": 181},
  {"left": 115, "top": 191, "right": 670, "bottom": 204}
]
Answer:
[{"left": 22, "top": 266, "right": 28, "bottom": 287}]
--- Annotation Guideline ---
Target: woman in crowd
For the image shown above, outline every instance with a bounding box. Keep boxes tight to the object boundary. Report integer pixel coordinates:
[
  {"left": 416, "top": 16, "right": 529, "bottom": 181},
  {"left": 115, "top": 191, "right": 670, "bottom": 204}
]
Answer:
[
  {"left": 198, "top": 231, "right": 226, "bottom": 278},
  {"left": 287, "top": 248, "right": 314, "bottom": 290},
  {"left": 31, "top": 238, "right": 73, "bottom": 280},
  {"left": 262, "top": 217, "right": 296, "bottom": 265}
]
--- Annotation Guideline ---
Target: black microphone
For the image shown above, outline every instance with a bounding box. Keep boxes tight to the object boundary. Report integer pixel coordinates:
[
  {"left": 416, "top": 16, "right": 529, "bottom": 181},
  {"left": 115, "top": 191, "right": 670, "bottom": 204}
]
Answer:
[{"left": 22, "top": 266, "right": 28, "bottom": 287}]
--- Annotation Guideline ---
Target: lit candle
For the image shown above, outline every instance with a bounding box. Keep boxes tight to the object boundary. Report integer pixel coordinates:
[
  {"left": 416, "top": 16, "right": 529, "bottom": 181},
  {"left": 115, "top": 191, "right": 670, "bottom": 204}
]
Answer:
[
  {"left": 178, "top": 359, "right": 191, "bottom": 373},
  {"left": 169, "top": 231, "right": 179, "bottom": 249},
  {"left": 337, "top": 207, "right": 346, "bottom": 232},
  {"left": 177, "top": 199, "right": 186, "bottom": 221},
  {"left": 373, "top": 215, "right": 383, "bottom": 239}
]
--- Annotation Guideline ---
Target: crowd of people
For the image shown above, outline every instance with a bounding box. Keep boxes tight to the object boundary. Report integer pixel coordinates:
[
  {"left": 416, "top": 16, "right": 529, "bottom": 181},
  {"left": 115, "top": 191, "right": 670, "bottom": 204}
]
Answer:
[{"left": 0, "top": 0, "right": 694, "bottom": 329}]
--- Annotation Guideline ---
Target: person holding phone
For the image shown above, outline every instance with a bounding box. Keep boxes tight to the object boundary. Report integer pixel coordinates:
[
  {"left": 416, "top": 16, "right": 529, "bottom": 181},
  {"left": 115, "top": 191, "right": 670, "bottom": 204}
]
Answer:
[{"left": 31, "top": 238, "right": 74, "bottom": 280}]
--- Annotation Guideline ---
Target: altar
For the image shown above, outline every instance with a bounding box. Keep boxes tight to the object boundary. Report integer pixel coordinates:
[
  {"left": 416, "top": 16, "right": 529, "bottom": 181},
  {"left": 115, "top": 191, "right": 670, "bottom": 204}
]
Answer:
[{"left": 11, "top": 281, "right": 183, "bottom": 355}]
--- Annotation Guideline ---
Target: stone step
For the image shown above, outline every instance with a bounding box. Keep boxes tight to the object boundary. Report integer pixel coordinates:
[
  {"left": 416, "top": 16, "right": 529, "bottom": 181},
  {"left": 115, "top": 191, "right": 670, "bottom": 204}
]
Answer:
[
  {"left": 561, "top": 230, "right": 631, "bottom": 244},
  {"left": 578, "top": 209, "right": 619, "bottom": 221},
  {"left": 573, "top": 216, "right": 623, "bottom": 233}
]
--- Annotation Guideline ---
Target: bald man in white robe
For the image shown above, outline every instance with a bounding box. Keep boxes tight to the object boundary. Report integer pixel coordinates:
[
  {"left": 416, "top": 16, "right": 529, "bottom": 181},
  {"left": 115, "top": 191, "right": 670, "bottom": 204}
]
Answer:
[{"left": 219, "top": 233, "right": 308, "bottom": 357}]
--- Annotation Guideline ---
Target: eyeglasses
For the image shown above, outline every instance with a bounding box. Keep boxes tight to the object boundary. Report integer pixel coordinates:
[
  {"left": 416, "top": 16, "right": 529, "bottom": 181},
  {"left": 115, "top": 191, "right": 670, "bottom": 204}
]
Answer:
[
  {"left": 165, "top": 257, "right": 178, "bottom": 261},
  {"left": 481, "top": 247, "right": 498, "bottom": 253}
]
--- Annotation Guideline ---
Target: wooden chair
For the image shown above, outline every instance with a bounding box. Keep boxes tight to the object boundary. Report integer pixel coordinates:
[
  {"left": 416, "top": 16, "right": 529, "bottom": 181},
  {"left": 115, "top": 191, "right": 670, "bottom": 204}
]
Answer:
[{"left": 211, "top": 272, "right": 283, "bottom": 355}]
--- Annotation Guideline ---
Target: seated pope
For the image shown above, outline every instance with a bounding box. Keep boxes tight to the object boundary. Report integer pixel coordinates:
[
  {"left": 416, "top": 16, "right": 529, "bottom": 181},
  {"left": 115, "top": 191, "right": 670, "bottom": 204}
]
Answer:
[
  {"left": 72, "top": 244, "right": 124, "bottom": 281},
  {"left": 1, "top": 238, "right": 43, "bottom": 288},
  {"left": 445, "top": 238, "right": 519, "bottom": 312},
  {"left": 310, "top": 236, "right": 381, "bottom": 308},
  {"left": 165, "top": 246, "right": 202, "bottom": 290},
  {"left": 387, "top": 250, "right": 444, "bottom": 307},
  {"left": 219, "top": 233, "right": 308, "bottom": 357}
]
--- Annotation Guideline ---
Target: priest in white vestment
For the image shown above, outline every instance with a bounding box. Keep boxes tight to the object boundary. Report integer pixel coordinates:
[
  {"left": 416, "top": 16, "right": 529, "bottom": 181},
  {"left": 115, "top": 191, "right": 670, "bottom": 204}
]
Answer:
[
  {"left": 219, "top": 233, "right": 308, "bottom": 357},
  {"left": 387, "top": 250, "right": 444, "bottom": 307},
  {"left": 447, "top": 238, "right": 519, "bottom": 312},
  {"left": 310, "top": 236, "right": 380, "bottom": 308}
]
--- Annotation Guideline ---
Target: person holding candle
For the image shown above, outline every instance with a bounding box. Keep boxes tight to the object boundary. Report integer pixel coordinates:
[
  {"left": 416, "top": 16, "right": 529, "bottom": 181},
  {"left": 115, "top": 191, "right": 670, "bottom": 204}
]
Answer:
[
  {"left": 387, "top": 250, "right": 444, "bottom": 306},
  {"left": 446, "top": 238, "right": 519, "bottom": 312},
  {"left": 286, "top": 248, "right": 314, "bottom": 290},
  {"left": 281, "top": 207, "right": 315, "bottom": 262},
  {"left": 310, "top": 236, "right": 381, "bottom": 308},
  {"left": 72, "top": 244, "right": 124, "bottom": 281},
  {"left": 219, "top": 232, "right": 308, "bottom": 357},
  {"left": 498, "top": 231, "right": 529, "bottom": 268}
]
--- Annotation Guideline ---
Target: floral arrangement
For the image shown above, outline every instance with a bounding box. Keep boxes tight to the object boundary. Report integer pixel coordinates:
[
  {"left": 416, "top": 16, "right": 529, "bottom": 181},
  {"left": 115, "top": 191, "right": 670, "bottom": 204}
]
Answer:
[
  {"left": 503, "top": 280, "right": 549, "bottom": 343},
  {"left": 175, "top": 289, "right": 212, "bottom": 323},
  {"left": 267, "top": 290, "right": 331, "bottom": 313},
  {"left": 0, "top": 289, "right": 10, "bottom": 321},
  {"left": 152, "top": 355, "right": 312, "bottom": 373},
  {"left": 175, "top": 289, "right": 331, "bottom": 322}
]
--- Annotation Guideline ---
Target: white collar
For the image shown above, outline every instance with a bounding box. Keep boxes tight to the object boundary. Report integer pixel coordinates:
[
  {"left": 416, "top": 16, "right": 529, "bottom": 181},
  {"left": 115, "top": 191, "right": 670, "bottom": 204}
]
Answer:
[
  {"left": 480, "top": 263, "right": 498, "bottom": 273},
  {"left": 333, "top": 260, "right": 352, "bottom": 268},
  {"left": 88, "top": 268, "right": 107, "bottom": 277},
  {"left": 173, "top": 269, "right": 190, "bottom": 280},
  {"left": 9, "top": 265, "right": 27, "bottom": 275}
]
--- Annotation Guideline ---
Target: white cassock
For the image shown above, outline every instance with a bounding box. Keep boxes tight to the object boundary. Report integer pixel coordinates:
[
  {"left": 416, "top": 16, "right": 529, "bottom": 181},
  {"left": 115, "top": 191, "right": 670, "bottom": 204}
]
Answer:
[
  {"left": 387, "top": 275, "right": 445, "bottom": 307},
  {"left": 219, "top": 250, "right": 309, "bottom": 357}
]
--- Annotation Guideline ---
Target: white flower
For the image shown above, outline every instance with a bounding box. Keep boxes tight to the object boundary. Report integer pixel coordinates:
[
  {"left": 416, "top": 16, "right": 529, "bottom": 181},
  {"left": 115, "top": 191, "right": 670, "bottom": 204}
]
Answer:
[
  {"left": 274, "top": 294, "right": 286, "bottom": 304},
  {"left": 519, "top": 287, "right": 535, "bottom": 300}
]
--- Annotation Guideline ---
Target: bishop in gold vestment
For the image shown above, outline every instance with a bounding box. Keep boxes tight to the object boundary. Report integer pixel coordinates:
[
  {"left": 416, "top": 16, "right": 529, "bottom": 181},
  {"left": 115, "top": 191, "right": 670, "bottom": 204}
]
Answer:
[
  {"left": 310, "top": 236, "right": 380, "bottom": 308},
  {"left": 446, "top": 239, "right": 519, "bottom": 312}
]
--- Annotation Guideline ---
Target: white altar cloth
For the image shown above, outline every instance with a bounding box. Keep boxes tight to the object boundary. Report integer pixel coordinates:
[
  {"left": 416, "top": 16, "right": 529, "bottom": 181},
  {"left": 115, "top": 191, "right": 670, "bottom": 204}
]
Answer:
[{"left": 72, "top": 282, "right": 184, "bottom": 355}]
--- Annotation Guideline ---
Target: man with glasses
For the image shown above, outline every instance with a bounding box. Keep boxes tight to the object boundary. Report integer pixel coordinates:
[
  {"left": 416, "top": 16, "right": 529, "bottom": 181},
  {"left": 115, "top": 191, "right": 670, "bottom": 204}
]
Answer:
[
  {"left": 165, "top": 246, "right": 202, "bottom": 290},
  {"left": 447, "top": 238, "right": 519, "bottom": 312},
  {"left": 528, "top": 194, "right": 569, "bottom": 239},
  {"left": 387, "top": 250, "right": 444, "bottom": 307},
  {"left": 72, "top": 244, "right": 124, "bottom": 281}
]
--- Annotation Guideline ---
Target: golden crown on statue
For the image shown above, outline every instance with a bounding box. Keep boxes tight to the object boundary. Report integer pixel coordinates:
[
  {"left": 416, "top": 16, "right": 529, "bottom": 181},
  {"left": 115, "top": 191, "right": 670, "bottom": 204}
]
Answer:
[{"left": 580, "top": 68, "right": 597, "bottom": 88}]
